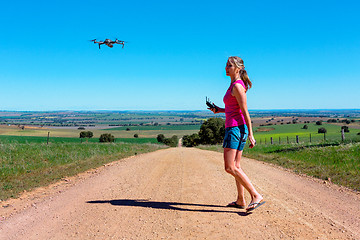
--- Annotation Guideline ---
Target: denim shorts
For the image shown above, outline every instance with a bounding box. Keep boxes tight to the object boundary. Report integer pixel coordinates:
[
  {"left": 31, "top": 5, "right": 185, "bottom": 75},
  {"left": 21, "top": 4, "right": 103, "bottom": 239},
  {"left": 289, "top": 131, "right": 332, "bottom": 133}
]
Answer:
[{"left": 223, "top": 125, "right": 248, "bottom": 151}]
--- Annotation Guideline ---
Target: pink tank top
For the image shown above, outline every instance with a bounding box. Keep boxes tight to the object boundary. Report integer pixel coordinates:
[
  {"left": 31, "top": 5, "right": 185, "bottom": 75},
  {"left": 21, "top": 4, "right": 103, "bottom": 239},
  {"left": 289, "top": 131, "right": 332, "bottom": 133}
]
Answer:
[{"left": 223, "top": 79, "right": 246, "bottom": 128}]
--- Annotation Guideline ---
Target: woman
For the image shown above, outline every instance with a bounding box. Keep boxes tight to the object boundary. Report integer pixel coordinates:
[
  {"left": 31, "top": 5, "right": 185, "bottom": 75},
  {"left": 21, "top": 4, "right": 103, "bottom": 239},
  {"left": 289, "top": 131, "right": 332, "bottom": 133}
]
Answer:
[{"left": 209, "top": 56, "right": 264, "bottom": 212}]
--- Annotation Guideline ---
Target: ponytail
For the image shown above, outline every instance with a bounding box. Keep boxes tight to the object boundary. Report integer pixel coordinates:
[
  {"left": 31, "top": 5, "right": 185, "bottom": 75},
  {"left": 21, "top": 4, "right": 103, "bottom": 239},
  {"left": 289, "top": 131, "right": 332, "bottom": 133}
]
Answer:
[{"left": 240, "top": 69, "right": 252, "bottom": 91}]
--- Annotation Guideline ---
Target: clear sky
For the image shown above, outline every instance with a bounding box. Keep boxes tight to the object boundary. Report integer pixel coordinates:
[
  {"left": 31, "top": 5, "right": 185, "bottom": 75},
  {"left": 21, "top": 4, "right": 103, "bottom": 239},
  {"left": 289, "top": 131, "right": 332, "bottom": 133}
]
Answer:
[{"left": 0, "top": 0, "right": 359, "bottom": 111}]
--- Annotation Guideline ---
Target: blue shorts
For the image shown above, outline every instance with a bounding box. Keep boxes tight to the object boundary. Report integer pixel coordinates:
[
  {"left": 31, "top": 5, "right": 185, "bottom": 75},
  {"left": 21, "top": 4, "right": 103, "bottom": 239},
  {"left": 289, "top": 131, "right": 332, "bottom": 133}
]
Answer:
[{"left": 223, "top": 125, "right": 248, "bottom": 151}]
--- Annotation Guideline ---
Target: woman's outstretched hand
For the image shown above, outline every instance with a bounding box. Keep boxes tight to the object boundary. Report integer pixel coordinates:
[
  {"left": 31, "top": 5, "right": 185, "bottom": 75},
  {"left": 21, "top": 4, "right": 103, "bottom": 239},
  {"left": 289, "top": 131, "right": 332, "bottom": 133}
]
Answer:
[
  {"left": 248, "top": 135, "right": 256, "bottom": 148},
  {"left": 208, "top": 105, "right": 219, "bottom": 114}
]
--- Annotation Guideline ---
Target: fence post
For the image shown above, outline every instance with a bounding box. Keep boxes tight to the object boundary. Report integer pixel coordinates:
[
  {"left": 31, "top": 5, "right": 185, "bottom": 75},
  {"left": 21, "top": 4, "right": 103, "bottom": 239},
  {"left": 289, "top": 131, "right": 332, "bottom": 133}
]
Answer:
[
  {"left": 265, "top": 138, "right": 267, "bottom": 144},
  {"left": 310, "top": 133, "right": 311, "bottom": 143},
  {"left": 296, "top": 135, "right": 299, "bottom": 144},
  {"left": 341, "top": 129, "right": 345, "bottom": 141},
  {"left": 324, "top": 132, "right": 326, "bottom": 141},
  {"left": 287, "top": 136, "right": 289, "bottom": 144},
  {"left": 271, "top": 137, "right": 273, "bottom": 145},
  {"left": 279, "top": 136, "right": 281, "bottom": 144},
  {"left": 47, "top": 132, "right": 50, "bottom": 145}
]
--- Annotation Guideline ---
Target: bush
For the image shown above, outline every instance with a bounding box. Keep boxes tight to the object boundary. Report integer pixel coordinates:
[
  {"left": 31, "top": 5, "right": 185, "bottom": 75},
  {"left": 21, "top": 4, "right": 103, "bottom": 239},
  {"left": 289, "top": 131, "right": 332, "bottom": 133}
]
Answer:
[
  {"left": 157, "top": 134, "right": 165, "bottom": 143},
  {"left": 302, "top": 125, "right": 308, "bottom": 129},
  {"left": 99, "top": 133, "right": 115, "bottom": 142},
  {"left": 163, "top": 135, "right": 178, "bottom": 147},
  {"left": 198, "top": 117, "right": 225, "bottom": 145},
  {"left": 318, "top": 127, "right": 327, "bottom": 133},
  {"left": 341, "top": 126, "right": 350, "bottom": 132},
  {"left": 78, "top": 127, "right": 85, "bottom": 130},
  {"left": 80, "top": 131, "right": 93, "bottom": 139},
  {"left": 182, "top": 133, "right": 201, "bottom": 147},
  {"left": 134, "top": 134, "right": 139, "bottom": 138},
  {"left": 316, "top": 121, "right": 322, "bottom": 125}
]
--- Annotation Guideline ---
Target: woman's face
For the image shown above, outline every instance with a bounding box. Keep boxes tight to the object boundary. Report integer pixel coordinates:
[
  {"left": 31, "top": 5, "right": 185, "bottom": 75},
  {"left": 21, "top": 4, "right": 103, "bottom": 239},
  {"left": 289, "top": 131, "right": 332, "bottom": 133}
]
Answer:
[{"left": 225, "top": 60, "right": 239, "bottom": 77}]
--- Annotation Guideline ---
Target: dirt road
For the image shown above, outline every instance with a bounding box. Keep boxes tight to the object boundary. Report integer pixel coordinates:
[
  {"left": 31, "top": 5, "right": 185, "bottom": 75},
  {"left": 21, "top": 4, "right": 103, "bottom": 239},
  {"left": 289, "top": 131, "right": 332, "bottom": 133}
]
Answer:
[{"left": 1, "top": 148, "right": 359, "bottom": 240}]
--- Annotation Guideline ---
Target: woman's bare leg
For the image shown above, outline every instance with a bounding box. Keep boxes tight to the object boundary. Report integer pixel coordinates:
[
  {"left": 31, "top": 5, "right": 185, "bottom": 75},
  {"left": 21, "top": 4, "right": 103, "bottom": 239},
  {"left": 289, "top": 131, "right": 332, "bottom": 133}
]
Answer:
[
  {"left": 224, "top": 148, "right": 263, "bottom": 208},
  {"left": 234, "top": 150, "right": 246, "bottom": 206}
]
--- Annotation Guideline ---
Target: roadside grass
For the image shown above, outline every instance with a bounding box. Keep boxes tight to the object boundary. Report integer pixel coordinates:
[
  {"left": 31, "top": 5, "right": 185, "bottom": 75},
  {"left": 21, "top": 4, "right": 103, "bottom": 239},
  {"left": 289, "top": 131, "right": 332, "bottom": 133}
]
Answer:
[
  {"left": 198, "top": 141, "right": 360, "bottom": 191},
  {"left": 0, "top": 141, "right": 166, "bottom": 200},
  {"left": 0, "top": 135, "right": 158, "bottom": 144},
  {"left": 254, "top": 123, "right": 360, "bottom": 143}
]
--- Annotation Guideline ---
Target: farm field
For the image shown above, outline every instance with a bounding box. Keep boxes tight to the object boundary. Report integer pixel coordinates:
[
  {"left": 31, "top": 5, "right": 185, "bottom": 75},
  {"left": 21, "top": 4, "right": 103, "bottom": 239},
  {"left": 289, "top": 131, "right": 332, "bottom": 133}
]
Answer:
[
  {"left": 0, "top": 124, "right": 201, "bottom": 139},
  {"left": 253, "top": 123, "right": 360, "bottom": 144}
]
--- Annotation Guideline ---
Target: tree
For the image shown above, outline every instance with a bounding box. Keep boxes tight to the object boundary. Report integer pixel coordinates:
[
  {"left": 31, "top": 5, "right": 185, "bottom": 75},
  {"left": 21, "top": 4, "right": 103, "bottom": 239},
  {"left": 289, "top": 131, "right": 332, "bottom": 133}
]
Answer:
[
  {"left": 182, "top": 133, "right": 201, "bottom": 147},
  {"left": 157, "top": 134, "right": 165, "bottom": 143},
  {"left": 163, "top": 135, "right": 178, "bottom": 147},
  {"left": 134, "top": 134, "right": 139, "bottom": 138},
  {"left": 198, "top": 117, "right": 225, "bottom": 145},
  {"left": 99, "top": 133, "right": 115, "bottom": 142},
  {"left": 341, "top": 126, "right": 349, "bottom": 132},
  {"left": 318, "top": 127, "right": 327, "bottom": 133},
  {"left": 302, "top": 125, "right": 308, "bottom": 129},
  {"left": 80, "top": 131, "right": 93, "bottom": 140},
  {"left": 316, "top": 121, "right": 322, "bottom": 125}
]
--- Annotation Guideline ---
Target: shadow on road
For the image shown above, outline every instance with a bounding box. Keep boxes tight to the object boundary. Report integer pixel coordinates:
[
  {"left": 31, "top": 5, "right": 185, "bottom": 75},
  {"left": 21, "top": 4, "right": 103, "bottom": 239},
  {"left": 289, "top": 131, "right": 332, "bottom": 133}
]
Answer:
[{"left": 87, "top": 199, "right": 250, "bottom": 216}]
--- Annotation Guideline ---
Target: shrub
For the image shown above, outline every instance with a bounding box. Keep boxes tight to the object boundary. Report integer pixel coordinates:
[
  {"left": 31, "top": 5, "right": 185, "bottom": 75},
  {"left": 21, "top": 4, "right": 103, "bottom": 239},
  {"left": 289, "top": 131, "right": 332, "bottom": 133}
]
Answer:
[
  {"left": 182, "top": 133, "right": 201, "bottom": 147},
  {"left": 157, "top": 134, "right": 165, "bottom": 143},
  {"left": 134, "top": 134, "right": 139, "bottom": 138},
  {"left": 318, "top": 127, "right": 327, "bottom": 133},
  {"left": 302, "top": 125, "right": 308, "bottom": 129},
  {"left": 341, "top": 126, "right": 349, "bottom": 132},
  {"left": 163, "top": 135, "right": 178, "bottom": 147},
  {"left": 198, "top": 117, "right": 225, "bottom": 145},
  {"left": 78, "top": 127, "right": 85, "bottom": 130},
  {"left": 80, "top": 131, "right": 93, "bottom": 139},
  {"left": 99, "top": 133, "right": 115, "bottom": 142},
  {"left": 316, "top": 121, "right": 322, "bottom": 125},
  {"left": 126, "top": 128, "right": 130, "bottom": 131}
]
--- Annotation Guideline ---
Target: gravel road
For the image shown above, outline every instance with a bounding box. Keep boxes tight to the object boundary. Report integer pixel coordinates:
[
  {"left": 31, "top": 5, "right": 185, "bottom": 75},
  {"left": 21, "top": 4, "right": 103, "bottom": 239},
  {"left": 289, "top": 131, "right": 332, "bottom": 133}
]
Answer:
[{"left": 1, "top": 147, "right": 359, "bottom": 240}]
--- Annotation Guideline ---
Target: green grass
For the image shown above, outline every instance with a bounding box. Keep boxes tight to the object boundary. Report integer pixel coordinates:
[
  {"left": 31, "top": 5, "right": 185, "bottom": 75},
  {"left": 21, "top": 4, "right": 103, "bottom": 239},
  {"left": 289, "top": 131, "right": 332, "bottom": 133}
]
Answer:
[
  {"left": 254, "top": 123, "right": 360, "bottom": 143},
  {"left": 0, "top": 141, "right": 166, "bottom": 200},
  {"left": 198, "top": 141, "right": 360, "bottom": 191},
  {"left": 0, "top": 135, "right": 158, "bottom": 144}
]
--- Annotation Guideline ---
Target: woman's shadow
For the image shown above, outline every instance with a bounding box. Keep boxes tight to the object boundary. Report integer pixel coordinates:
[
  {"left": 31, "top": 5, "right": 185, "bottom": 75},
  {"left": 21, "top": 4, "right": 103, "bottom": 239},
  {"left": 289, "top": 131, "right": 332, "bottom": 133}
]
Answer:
[{"left": 87, "top": 199, "right": 250, "bottom": 216}]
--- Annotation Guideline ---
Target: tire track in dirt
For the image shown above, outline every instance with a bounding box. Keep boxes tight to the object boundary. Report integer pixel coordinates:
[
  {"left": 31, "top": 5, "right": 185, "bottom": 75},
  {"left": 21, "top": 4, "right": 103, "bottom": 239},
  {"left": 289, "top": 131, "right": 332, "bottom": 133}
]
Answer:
[{"left": 1, "top": 148, "right": 359, "bottom": 240}]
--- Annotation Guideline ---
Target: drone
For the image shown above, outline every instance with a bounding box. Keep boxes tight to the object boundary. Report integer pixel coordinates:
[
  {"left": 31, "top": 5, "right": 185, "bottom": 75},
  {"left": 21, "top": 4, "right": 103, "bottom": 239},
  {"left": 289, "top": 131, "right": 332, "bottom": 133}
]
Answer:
[{"left": 89, "top": 38, "right": 126, "bottom": 49}]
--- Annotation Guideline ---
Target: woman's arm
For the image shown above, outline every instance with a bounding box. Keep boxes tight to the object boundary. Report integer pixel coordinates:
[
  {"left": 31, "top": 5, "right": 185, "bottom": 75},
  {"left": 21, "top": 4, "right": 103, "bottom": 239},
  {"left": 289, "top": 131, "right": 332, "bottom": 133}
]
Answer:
[
  {"left": 209, "top": 105, "right": 225, "bottom": 114},
  {"left": 232, "top": 84, "right": 256, "bottom": 148}
]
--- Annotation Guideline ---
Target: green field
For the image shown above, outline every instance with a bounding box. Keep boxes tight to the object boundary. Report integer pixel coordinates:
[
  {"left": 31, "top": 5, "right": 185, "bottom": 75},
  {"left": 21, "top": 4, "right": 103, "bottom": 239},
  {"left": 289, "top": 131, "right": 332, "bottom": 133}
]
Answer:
[{"left": 253, "top": 123, "right": 360, "bottom": 144}]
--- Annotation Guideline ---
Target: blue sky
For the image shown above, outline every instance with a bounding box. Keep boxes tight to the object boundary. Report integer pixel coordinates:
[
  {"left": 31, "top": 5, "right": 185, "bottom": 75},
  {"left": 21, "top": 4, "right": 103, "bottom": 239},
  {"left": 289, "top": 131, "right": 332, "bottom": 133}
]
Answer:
[{"left": 0, "top": 0, "right": 359, "bottom": 111}]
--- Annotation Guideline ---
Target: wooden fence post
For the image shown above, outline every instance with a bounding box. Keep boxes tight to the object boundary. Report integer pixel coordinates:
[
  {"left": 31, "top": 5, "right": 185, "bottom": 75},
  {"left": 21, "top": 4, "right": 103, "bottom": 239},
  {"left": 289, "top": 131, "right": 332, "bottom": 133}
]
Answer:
[
  {"left": 265, "top": 138, "right": 267, "bottom": 144},
  {"left": 279, "top": 136, "right": 281, "bottom": 144},
  {"left": 287, "top": 136, "right": 289, "bottom": 144},
  {"left": 310, "top": 133, "right": 311, "bottom": 143},
  {"left": 296, "top": 135, "right": 299, "bottom": 144},
  {"left": 47, "top": 132, "right": 50, "bottom": 145},
  {"left": 324, "top": 132, "right": 326, "bottom": 141},
  {"left": 271, "top": 137, "right": 273, "bottom": 145},
  {"left": 341, "top": 129, "right": 345, "bottom": 141}
]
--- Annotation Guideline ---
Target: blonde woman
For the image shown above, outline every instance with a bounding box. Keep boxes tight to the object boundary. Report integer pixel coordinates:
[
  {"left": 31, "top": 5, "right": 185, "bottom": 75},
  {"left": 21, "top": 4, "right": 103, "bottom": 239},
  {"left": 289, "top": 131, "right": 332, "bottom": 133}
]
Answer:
[{"left": 209, "top": 56, "right": 265, "bottom": 212}]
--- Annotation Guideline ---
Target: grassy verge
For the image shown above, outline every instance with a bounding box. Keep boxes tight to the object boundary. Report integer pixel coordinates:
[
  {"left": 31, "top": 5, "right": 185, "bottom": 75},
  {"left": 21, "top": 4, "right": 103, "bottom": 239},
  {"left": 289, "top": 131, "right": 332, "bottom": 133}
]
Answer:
[
  {"left": 0, "top": 135, "right": 158, "bottom": 144},
  {"left": 0, "top": 141, "right": 166, "bottom": 200},
  {"left": 198, "top": 141, "right": 360, "bottom": 191}
]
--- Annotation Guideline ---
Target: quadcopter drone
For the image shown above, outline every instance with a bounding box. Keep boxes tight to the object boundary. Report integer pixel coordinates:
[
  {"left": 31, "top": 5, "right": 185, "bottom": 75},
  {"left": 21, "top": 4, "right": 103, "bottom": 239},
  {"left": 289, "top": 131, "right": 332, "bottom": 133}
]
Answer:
[{"left": 89, "top": 38, "right": 126, "bottom": 49}]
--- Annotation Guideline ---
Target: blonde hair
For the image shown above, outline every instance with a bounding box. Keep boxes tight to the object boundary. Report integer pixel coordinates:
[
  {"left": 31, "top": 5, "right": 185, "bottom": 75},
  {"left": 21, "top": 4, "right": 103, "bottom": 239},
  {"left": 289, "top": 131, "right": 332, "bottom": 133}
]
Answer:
[{"left": 228, "top": 56, "right": 252, "bottom": 91}]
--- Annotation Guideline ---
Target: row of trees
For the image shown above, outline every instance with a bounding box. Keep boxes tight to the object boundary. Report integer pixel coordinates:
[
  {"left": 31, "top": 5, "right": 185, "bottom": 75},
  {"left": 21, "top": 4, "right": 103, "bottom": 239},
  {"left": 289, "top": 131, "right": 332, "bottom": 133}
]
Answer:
[{"left": 80, "top": 131, "right": 115, "bottom": 142}]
